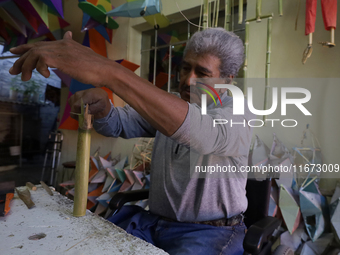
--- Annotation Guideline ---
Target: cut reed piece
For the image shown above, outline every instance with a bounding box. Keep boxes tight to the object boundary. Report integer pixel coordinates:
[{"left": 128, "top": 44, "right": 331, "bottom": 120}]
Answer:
[
  {"left": 15, "top": 188, "right": 35, "bottom": 209},
  {"left": 302, "top": 33, "right": 313, "bottom": 64},
  {"left": 319, "top": 28, "right": 336, "bottom": 48},
  {"left": 73, "top": 102, "right": 92, "bottom": 217},
  {"left": 26, "top": 182, "right": 37, "bottom": 191},
  {"left": 263, "top": 17, "right": 272, "bottom": 122},
  {"left": 40, "top": 181, "right": 53, "bottom": 196},
  {"left": 238, "top": 0, "right": 243, "bottom": 24},
  {"left": 331, "top": 28, "right": 335, "bottom": 45}
]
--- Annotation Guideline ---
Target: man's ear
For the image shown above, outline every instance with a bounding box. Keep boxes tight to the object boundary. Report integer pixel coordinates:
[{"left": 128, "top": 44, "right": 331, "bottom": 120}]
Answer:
[
  {"left": 227, "top": 75, "right": 234, "bottom": 83},
  {"left": 220, "top": 75, "right": 234, "bottom": 96}
]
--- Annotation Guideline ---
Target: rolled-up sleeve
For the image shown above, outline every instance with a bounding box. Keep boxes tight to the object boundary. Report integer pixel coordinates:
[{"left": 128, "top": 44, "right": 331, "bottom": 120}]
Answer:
[
  {"left": 93, "top": 103, "right": 157, "bottom": 139},
  {"left": 171, "top": 102, "right": 253, "bottom": 157}
]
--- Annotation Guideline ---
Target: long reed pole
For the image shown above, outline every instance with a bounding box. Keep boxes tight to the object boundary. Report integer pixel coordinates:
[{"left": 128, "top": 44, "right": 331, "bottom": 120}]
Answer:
[
  {"left": 243, "top": 21, "right": 249, "bottom": 95},
  {"left": 73, "top": 101, "right": 92, "bottom": 217},
  {"left": 263, "top": 17, "right": 272, "bottom": 122}
]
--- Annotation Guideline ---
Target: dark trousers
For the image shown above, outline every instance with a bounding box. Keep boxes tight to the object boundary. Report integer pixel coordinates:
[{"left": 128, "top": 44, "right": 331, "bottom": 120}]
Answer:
[{"left": 107, "top": 205, "right": 246, "bottom": 255}]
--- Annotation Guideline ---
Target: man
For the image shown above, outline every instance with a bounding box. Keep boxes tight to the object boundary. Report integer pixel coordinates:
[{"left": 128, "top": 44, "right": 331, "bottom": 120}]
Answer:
[{"left": 9, "top": 28, "right": 252, "bottom": 254}]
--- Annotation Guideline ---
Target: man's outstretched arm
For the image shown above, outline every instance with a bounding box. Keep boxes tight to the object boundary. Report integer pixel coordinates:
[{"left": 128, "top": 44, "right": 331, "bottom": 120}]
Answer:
[{"left": 9, "top": 31, "right": 188, "bottom": 137}]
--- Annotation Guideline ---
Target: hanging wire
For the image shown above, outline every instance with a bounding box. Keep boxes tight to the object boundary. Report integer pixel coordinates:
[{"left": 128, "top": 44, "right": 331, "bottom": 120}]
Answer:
[
  {"left": 173, "top": 0, "right": 206, "bottom": 29},
  {"left": 172, "top": 0, "right": 240, "bottom": 37}
]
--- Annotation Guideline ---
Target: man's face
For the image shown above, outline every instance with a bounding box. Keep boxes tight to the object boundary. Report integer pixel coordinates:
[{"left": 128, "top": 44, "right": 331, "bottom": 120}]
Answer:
[{"left": 179, "top": 50, "right": 222, "bottom": 105}]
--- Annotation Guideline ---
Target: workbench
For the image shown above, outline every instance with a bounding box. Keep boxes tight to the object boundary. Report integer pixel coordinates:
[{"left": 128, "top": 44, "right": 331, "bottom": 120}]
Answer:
[{"left": 0, "top": 185, "right": 167, "bottom": 255}]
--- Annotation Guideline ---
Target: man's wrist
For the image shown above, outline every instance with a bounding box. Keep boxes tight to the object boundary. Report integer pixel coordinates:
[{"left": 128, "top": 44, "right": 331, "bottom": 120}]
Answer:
[{"left": 99, "top": 59, "right": 127, "bottom": 92}]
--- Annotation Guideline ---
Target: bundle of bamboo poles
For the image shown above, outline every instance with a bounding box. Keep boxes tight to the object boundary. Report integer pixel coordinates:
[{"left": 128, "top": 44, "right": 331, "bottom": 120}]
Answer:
[
  {"left": 200, "top": 0, "right": 222, "bottom": 30},
  {"left": 73, "top": 100, "right": 92, "bottom": 217}
]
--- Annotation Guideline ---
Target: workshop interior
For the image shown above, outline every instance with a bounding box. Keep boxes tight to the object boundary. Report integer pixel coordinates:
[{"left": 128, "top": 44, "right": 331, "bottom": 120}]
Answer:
[{"left": 0, "top": 0, "right": 339, "bottom": 254}]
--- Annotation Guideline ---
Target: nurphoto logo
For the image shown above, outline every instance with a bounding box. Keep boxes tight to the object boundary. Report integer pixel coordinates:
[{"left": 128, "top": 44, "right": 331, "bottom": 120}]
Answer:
[{"left": 200, "top": 84, "right": 312, "bottom": 128}]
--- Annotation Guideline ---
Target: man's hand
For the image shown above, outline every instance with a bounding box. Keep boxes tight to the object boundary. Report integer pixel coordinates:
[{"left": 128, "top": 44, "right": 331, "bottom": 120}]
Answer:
[
  {"left": 8, "top": 31, "right": 112, "bottom": 86},
  {"left": 69, "top": 88, "right": 111, "bottom": 120},
  {"left": 8, "top": 32, "right": 188, "bottom": 137}
]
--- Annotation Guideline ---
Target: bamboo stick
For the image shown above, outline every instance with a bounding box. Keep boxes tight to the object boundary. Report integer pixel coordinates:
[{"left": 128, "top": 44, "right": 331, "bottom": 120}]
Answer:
[
  {"left": 26, "top": 182, "right": 36, "bottom": 191},
  {"left": 243, "top": 21, "right": 249, "bottom": 95},
  {"left": 331, "top": 28, "right": 335, "bottom": 45},
  {"left": 302, "top": 33, "right": 313, "bottom": 64},
  {"left": 319, "top": 27, "right": 336, "bottom": 47},
  {"left": 228, "top": 0, "right": 231, "bottom": 30},
  {"left": 73, "top": 101, "right": 92, "bottom": 217},
  {"left": 309, "top": 32, "right": 313, "bottom": 45},
  {"left": 224, "top": 1, "right": 228, "bottom": 30},
  {"left": 40, "top": 181, "right": 53, "bottom": 196},
  {"left": 256, "top": 0, "right": 262, "bottom": 22},
  {"left": 215, "top": 0, "right": 220, "bottom": 27},
  {"left": 263, "top": 17, "right": 272, "bottom": 122},
  {"left": 224, "top": 0, "right": 231, "bottom": 30},
  {"left": 199, "top": 1, "right": 203, "bottom": 31},
  {"left": 295, "top": 0, "right": 301, "bottom": 30},
  {"left": 231, "top": 0, "right": 234, "bottom": 31},
  {"left": 208, "top": 0, "right": 212, "bottom": 28},
  {"left": 212, "top": 0, "right": 216, "bottom": 27},
  {"left": 238, "top": 0, "right": 243, "bottom": 24},
  {"left": 15, "top": 188, "right": 35, "bottom": 209},
  {"left": 203, "top": 0, "right": 209, "bottom": 30},
  {"left": 278, "top": 0, "right": 283, "bottom": 16},
  {"left": 245, "top": 14, "right": 273, "bottom": 23}
]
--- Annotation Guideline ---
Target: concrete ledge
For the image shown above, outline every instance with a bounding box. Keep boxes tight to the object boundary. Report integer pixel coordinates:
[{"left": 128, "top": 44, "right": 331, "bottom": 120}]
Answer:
[{"left": 0, "top": 185, "right": 168, "bottom": 255}]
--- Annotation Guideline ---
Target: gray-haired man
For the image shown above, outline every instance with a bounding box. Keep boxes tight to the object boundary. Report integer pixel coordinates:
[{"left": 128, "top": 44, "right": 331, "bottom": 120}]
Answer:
[{"left": 10, "top": 28, "right": 253, "bottom": 254}]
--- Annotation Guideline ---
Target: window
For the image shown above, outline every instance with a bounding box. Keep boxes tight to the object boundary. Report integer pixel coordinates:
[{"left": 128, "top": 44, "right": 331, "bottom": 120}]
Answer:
[{"left": 140, "top": 2, "right": 246, "bottom": 93}]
